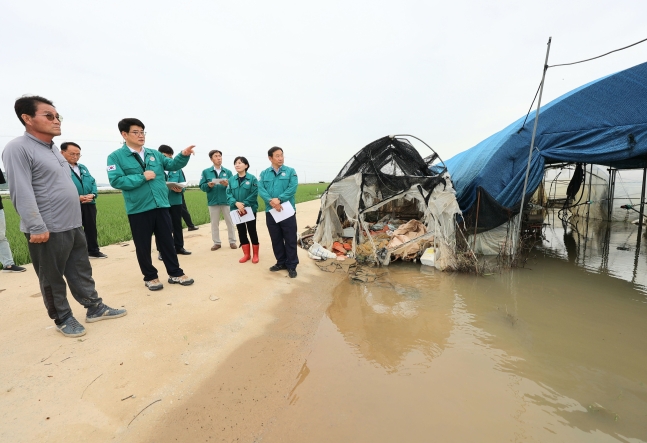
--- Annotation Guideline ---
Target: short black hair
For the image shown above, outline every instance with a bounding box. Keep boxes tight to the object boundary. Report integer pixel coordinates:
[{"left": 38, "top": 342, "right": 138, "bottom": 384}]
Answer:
[
  {"left": 60, "top": 142, "right": 81, "bottom": 151},
  {"left": 118, "top": 118, "right": 145, "bottom": 134},
  {"left": 208, "top": 150, "right": 222, "bottom": 159},
  {"left": 158, "top": 144, "right": 174, "bottom": 155},
  {"left": 268, "top": 146, "right": 283, "bottom": 157},
  {"left": 233, "top": 156, "right": 250, "bottom": 171},
  {"left": 14, "top": 95, "right": 54, "bottom": 127}
]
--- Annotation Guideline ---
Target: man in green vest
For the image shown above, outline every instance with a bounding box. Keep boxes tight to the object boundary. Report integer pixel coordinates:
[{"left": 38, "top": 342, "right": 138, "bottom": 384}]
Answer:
[
  {"left": 60, "top": 142, "right": 106, "bottom": 259},
  {"left": 107, "top": 118, "right": 195, "bottom": 291},
  {"left": 199, "top": 150, "right": 237, "bottom": 250},
  {"left": 156, "top": 144, "right": 192, "bottom": 260},
  {"left": 258, "top": 146, "right": 299, "bottom": 278}
]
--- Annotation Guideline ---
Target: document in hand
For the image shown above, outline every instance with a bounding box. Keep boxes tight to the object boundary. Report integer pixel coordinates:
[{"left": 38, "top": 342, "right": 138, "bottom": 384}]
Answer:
[
  {"left": 269, "top": 202, "right": 295, "bottom": 222},
  {"left": 166, "top": 182, "right": 187, "bottom": 189},
  {"left": 230, "top": 207, "right": 255, "bottom": 225}
]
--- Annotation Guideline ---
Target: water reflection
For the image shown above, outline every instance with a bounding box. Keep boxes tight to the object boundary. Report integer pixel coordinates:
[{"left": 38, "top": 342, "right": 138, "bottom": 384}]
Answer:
[
  {"left": 317, "top": 251, "right": 647, "bottom": 441},
  {"left": 264, "top": 214, "right": 647, "bottom": 442},
  {"left": 542, "top": 211, "right": 647, "bottom": 293},
  {"left": 455, "top": 261, "right": 647, "bottom": 441},
  {"left": 326, "top": 265, "right": 454, "bottom": 372}
]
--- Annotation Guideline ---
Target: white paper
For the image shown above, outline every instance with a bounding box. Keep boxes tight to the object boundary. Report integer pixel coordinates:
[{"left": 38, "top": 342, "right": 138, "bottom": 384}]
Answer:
[
  {"left": 269, "top": 202, "right": 295, "bottom": 222},
  {"left": 230, "top": 207, "right": 255, "bottom": 225},
  {"left": 166, "top": 182, "right": 187, "bottom": 189},
  {"left": 211, "top": 178, "right": 226, "bottom": 184}
]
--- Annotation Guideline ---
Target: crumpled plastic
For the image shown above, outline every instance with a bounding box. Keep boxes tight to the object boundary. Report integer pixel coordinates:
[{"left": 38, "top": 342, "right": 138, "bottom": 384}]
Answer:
[
  {"left": 387, "top": 220, "right": 428, "bottom": 260},
  {"left": 309, "top": 242, "right": 337, "bottom": 259}
]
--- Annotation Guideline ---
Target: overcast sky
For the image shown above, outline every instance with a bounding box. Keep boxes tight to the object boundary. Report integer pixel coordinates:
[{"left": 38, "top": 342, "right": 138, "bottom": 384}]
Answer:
[{"left": 1, "top": 0, "right": 645, "bottom": 184}]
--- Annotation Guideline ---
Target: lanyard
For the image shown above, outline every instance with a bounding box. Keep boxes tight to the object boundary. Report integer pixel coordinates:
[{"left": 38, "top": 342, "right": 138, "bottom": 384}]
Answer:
[{"left": 132, "top": 152, "right": 146, "bottom": 171}]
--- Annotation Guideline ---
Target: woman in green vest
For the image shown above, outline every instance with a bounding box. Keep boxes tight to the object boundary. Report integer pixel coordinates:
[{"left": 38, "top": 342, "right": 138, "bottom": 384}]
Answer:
[{"left": 226, "top": 156, "right": 259, "bottom": 263}]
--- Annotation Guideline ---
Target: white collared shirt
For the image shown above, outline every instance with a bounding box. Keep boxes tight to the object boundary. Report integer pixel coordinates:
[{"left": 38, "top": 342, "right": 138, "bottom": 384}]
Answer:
[
  {"left": 71, "top": 164, "right": 80, "bottom": 176},
  {"left": 127, "top": 145, "right": 146, "bottom": 161},
  {"left": 214, "top": 166, "right": 222, "bottom": 176}
]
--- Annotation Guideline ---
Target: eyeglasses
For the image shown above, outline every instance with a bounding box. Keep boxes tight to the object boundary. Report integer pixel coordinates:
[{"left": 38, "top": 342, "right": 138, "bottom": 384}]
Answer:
[
  {"left": 67, "top": 153, "right": 82, "bottom": 158},
  {"left": 37, "top": 113, "right": 63, "bottom": 122},
  {"left": 129, "top": 131, "right": 146, "bottom": 136}
]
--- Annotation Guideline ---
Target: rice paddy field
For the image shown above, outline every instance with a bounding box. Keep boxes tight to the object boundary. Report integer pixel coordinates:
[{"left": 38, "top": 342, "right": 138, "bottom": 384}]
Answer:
[{"left": 1, "top": 183, "right": 328, "bottom": 266}]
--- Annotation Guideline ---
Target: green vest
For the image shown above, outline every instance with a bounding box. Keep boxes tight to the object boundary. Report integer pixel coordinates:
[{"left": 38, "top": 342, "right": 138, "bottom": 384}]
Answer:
[
  {"left": 69, "top": 163, "right": 98, "bottom": 205},
  {"left": 226, "top": 173, "right": 259, "bottom": 212},
  {"left": 166, "top": 169, "right": 186, "bottom": 206},
  {"left": 199, "top": 166, "right": 233, "bottom": 206},
  {"left": 107, "top": 144, "right": 190, "bottom": 215},
  {"left": 258, "top": 165, "right": 298, "bottom": 212}
]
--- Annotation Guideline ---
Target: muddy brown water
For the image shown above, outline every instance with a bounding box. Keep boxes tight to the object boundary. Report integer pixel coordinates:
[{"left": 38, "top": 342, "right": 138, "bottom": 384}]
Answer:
[
  {"left": 260, "top": 220, "right": 647, "bottom": 442},
  {"left": 151, "top": 217, "right": 647, "bottom": 442}
]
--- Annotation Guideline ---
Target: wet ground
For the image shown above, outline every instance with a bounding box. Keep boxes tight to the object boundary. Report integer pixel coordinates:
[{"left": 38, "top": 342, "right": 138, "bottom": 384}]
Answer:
[
  {"left": 259, "top": 216, "right": 647, "bottom": 442},
  {"left": 144, "top": 212, "right": 647, "bottom": 442}
]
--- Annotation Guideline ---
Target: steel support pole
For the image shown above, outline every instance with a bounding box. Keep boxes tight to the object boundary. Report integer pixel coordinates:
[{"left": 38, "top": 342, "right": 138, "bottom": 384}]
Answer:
[
  {"left": 607, "top": 168, "right": 614, "bottom": 221},
  {"left": 473, "top": 189, "right": 481, "bottom": 252},
  {"left": 636, "top": 167, "right": 647, "bottom": 246},
  {"left": 513, "top": 37, "right": 552, "bottom": 260},
  {"left": 633, "top": 167, "right": 646, "bottom": 283},
  {"left": 609, "top": 169, "right": 616, "bottom": 221},
  {"left": 585, "top": 163, "right": 593, "bottom": 238}
]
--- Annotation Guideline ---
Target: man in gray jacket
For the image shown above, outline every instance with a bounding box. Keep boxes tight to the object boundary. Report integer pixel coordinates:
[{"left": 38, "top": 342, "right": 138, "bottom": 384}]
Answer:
[{"left": 2, "top": 95, "right": 127, "bottom": 338}]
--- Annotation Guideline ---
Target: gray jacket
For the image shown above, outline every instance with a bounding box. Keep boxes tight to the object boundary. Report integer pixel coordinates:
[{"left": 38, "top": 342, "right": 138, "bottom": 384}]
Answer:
[{"left": 2, "top": 133, "right": 82, "bottom": 234}]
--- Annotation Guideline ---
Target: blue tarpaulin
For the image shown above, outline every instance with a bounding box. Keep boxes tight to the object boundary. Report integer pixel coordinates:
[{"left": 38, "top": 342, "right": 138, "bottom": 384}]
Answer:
[{"left": 445, "top": 61, "right": 647, "bottom": 230}]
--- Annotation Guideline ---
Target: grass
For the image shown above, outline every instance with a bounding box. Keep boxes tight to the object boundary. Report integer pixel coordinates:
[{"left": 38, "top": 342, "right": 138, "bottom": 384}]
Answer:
[{"left": 1, "top": 183, "right": 327, "bottom": 266}]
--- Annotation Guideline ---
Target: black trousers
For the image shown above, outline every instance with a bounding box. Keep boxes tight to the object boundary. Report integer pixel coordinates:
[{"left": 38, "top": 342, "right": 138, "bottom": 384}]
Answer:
[
  {"left": 128, "top": 208, "right": 184, "bottom": 281},
  {"left": 80, "top": 203, "right": 100, "bottom": 253},
  {"left": 26, "top": 228, "right": 102, "bottom": 325},
  {"left": 156, "top": 204, "right": 184, "bottom": 251},
  {"left": 236, "top": 217, "right": 258, "bottom": 245},
  {"left": 266, "top": 213, "right": 299, "bottom": 269},
  {"left": 181, "top": 194, "right": 195, "bottom": 228}
]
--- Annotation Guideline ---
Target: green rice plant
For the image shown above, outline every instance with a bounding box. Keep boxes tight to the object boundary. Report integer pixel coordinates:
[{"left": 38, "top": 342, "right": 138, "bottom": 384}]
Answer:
[
  {"left": 1, "top": 182, "right": 328, "bottom": 266},
  {"left": 94, "top": 194, "right": 132, "bottom": 245},
  {"left": 2, "top": 197, "right": 29, "bottom": 266},
  {"left": 182, "top": 189, "right": 211, "bottom": 227}
]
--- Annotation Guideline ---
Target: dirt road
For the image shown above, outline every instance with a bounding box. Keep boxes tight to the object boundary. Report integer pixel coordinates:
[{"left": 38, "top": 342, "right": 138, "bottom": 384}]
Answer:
[{"left": 0, "top": 199, "right": 343, "bottom": 442}]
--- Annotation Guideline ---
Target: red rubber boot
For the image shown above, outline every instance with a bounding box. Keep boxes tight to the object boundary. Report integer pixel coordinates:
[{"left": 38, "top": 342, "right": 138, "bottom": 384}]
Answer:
[
  {"left": 252, "top": 244, "right": 260, "bottom": 264},
  {"left": 239, "top": 244, "right": 251, "bottom": 263}
]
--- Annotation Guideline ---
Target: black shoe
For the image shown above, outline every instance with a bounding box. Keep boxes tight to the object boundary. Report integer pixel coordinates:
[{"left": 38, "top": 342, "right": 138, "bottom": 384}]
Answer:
[
  {"left": 88, "top": 252, "right": 108, "bottom": 259},
  {"left": 176, "top": 248, "right": 192, "bottom": 255},
  {"left": 288, "top": 269, "right": 297, "bottom": 278},
  {"left": 269, "top": 264, "right": 287, "bottom": 272},
  {"left": 2, "top": 264, "right": 27, "bottom": 273},
  {"left": 188, "top": 226, "right": 199, "bottom": 231}
]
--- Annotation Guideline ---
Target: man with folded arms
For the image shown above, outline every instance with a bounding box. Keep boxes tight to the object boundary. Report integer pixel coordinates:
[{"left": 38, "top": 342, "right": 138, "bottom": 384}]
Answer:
[
  {"left": 107, "top": 118, "right": 195, "bottom": 291},
  {"left": 2, "top": 95, "right": 126, "bottom": 337},
  {"left": 59, "top": 141, "right": 107, "bottom": 259}
]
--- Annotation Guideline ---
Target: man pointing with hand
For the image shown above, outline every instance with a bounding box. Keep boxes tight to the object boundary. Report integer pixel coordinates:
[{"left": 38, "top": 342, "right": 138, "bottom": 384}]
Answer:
[{"left": 107, "top": 118, "right": 195, "bottom": 291}]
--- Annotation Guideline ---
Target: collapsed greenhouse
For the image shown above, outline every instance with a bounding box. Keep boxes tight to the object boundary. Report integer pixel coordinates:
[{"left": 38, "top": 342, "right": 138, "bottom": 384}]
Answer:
[
  {"left": 444, "top": 61, "right": 647, "bottom": 255},
  {"left": 309, "top": 135, "right": 462, "bottom": 270}
]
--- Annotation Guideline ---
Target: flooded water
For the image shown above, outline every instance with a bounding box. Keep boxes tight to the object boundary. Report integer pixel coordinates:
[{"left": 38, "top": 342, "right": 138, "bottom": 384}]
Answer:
[{"left": 262, "top": 218, "right": 647, "bottom": 442}]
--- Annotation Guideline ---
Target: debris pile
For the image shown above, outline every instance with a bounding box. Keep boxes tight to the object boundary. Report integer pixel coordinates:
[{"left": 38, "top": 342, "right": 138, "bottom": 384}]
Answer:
[
  {"left": 300, "top": 215, "right": 434, "bottom": 266},
  {"left": 305, "top": 135, "right": 463, "bottom": 270}
]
